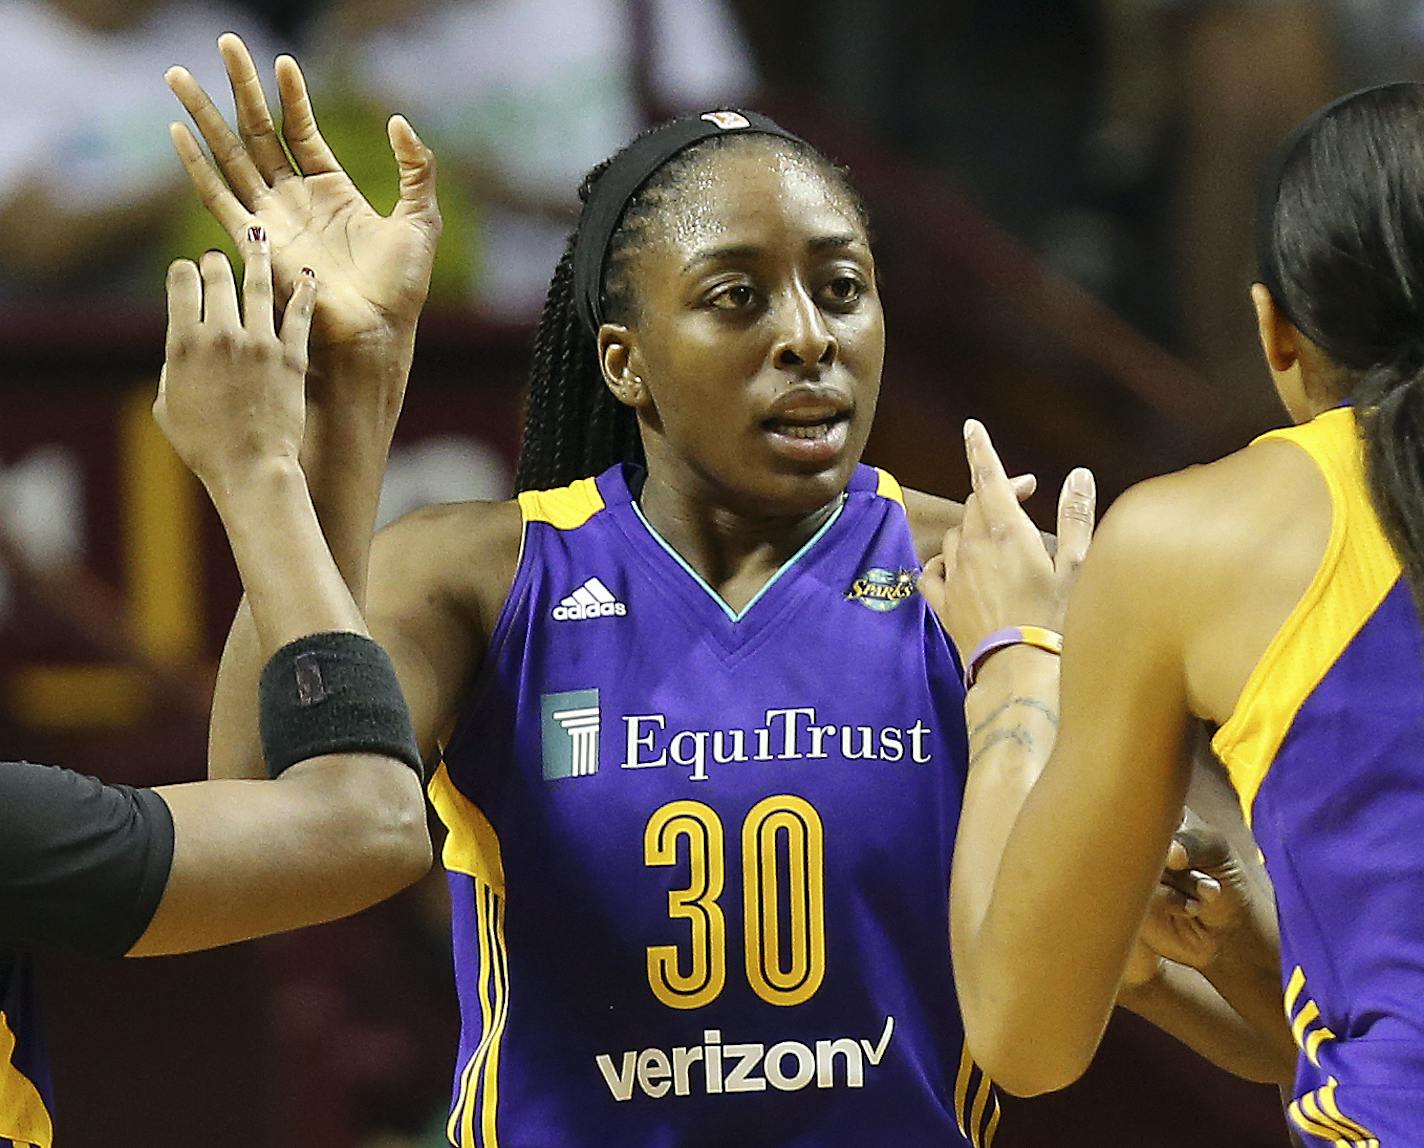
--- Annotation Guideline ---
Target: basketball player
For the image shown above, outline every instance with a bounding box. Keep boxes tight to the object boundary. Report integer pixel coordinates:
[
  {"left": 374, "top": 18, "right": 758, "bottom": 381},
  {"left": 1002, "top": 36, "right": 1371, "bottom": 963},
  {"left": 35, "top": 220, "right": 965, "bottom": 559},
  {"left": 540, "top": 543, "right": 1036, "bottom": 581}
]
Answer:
[
  {"left": 168, "top": 35, "right": 1293, "bottom": 1145},
  {"left": 0, "top": 230, "right": 430, "bottom": 1147},
  {"left": 927, "top": 83, "right": 1424, "bottom": 1142}
]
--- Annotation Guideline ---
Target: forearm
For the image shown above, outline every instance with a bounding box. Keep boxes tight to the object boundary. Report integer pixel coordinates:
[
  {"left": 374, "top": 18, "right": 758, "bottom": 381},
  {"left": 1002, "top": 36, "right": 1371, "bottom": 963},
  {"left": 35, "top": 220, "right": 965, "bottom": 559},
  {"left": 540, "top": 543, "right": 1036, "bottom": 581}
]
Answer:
[
  {"left": 131, "top": 754, "right": 429, "bottom": 956},
  {"left": 204, "top": 458, "right": 368, "bottom": 780},
  {"left": 951, "top": 650, "right": 1189, "bottom": 1095},
  {"left": 1194, "top": 921, "right": 1296, "bottom": 1079},
  {"left": 207, "top": 348, "right": 410, "bottom": 779},
  {"left": 1120, "top": 961, "right": 1294, "bottom": 1084},
  {"left": 302, "top": 340, "right": 413, "bottom": 600}
]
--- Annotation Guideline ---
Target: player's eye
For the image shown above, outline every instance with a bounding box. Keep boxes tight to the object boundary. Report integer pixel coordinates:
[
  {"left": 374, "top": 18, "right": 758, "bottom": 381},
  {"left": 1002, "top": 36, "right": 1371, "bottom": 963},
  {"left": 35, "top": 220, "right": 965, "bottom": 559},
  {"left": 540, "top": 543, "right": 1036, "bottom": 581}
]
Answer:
[{"left": 709, "top": 283, "right": 759, "bottom": 311}]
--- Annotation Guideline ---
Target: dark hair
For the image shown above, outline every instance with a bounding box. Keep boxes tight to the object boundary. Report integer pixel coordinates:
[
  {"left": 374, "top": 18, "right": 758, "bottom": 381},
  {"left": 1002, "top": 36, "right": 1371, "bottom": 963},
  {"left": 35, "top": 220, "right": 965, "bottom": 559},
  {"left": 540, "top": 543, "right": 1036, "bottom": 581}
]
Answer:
[
  {"left": 1259, "top": 82, "right": 1424, "bottom": 602},
  {"left": 515, "top": 128, "right": 868, "bottom": 493}
]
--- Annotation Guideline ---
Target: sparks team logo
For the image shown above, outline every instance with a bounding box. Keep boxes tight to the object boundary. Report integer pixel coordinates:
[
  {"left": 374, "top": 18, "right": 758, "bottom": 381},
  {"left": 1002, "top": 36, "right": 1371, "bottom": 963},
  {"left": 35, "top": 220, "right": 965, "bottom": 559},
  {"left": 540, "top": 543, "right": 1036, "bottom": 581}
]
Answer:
[
  {"left": 701, "top": 110, "right": 751, "bottom": 131},
  {"left": 845, "top": 567, "right": 918, "bottom": 612},
  {"left": 541, "top": 689, "right": 601, "bottom": 779}
]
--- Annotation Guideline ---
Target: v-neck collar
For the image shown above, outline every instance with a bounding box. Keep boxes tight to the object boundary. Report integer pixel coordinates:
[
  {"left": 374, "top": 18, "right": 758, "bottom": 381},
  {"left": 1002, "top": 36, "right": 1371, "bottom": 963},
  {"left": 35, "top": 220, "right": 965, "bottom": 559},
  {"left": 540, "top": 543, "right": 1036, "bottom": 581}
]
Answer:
[
  {"left": 596, "top": 464, "right": 875, "bottom": 660},
  {"left": 629, "top": 496, "right": 847, "bottom": 623}
]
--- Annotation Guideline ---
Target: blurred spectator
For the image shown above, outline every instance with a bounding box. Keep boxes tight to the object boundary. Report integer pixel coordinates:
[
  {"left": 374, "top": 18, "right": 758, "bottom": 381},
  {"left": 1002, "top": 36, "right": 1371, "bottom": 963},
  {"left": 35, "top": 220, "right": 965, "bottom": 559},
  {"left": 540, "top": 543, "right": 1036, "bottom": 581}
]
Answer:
[
  {"left": 0, "top": 0, "right": 282, "bottom": 300},
  {"left": 301, "top": 0, "right": 757, "bottom": 319}
]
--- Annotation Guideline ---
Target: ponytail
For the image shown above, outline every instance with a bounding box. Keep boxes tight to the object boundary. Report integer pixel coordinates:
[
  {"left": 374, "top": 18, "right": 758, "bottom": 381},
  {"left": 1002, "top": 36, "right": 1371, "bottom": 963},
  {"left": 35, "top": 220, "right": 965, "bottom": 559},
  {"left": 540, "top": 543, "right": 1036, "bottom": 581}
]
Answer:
[{"left": 1356, "top": 359, "right": 1424, "bottom": 603}]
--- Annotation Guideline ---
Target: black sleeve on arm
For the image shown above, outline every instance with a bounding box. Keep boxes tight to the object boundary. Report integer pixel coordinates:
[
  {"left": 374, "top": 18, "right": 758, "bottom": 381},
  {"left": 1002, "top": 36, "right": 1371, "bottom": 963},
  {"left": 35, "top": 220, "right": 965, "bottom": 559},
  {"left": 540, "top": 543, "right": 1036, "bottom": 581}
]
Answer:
[{"left": 0, "top": 761, "right": 175, "bottom": 957}]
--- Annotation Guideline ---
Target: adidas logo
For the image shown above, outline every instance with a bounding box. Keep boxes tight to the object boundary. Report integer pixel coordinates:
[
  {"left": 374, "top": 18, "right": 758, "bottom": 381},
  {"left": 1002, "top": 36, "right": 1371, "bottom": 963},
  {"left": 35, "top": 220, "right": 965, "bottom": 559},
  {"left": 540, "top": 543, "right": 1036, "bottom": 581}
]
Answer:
[{"left": 552, "top": 577, "right": 628, "bottom": 621}]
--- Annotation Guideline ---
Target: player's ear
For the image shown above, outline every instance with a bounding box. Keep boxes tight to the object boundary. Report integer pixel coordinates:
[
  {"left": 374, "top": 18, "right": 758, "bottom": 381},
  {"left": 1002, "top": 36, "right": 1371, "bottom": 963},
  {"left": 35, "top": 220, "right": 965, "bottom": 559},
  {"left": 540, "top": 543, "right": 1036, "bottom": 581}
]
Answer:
[{"left": 599, "top": 324, "right": 651, "bottom": 409}]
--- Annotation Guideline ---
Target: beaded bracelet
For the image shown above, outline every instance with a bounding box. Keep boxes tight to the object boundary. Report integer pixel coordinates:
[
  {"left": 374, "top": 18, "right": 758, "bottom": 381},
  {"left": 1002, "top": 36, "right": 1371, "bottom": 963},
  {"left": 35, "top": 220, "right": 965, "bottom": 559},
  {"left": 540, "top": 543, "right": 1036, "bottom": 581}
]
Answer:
[{"left": 964, "top": 626, "right": 1063, "bottom": 689}]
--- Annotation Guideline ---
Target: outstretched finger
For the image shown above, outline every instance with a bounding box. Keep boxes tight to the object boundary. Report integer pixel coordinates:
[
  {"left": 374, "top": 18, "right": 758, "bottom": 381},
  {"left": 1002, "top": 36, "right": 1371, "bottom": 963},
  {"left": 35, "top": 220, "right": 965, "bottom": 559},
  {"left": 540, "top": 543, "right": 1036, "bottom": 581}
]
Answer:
[
  {"left": 165, "top": 260, "right": 202, "bottom": 353},
  {"left": 200, "top": 250, "right": 241, "bottom": 331},
  {"left": 1055, "top": 467, "right": 1095, "bottom": 577},
  {"left": 389, "top": 115, "right": 441, "bottom": 232},
  {"left": 169, "top": 122, "right": 253, "bottom": 238},
  {"left": 219, "top": 33, "right": 295, "bottom": 184},
  {"left": 275, "top": 54, "right": 342, "bottom": 176},
  {"left": 165, "top": 63, "right": 267, "bottom": 208},
  {"left": 278, "top": 267, "right": 318, "bottom": 375},
  {"left": 963, "top": 419, "right": 1028, "bottom": 526},
  {"left": 241, "top": 224, "right": 274, "bottom": 336}
]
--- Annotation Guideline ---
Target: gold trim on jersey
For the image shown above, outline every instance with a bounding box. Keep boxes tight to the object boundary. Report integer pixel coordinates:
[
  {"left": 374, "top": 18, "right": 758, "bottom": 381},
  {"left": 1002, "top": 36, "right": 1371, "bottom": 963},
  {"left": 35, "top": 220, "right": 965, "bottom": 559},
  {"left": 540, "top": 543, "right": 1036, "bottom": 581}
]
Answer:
[
  {"left": 1282, "top": 966, "right": 1379, "bottom": 1146},
  {"left": 1211, "top": 408, "right": 1403, "bottom": 825},
  {"left": 447, "top": 879, "right": 509, "bottom": 1148},
  {"left": 874, "top": 468, "right": 906, "bottom": 507},
  {"left": 953, "top": 1041, "right": 1001, "bottom": 1147},
  {"left": 0, "top": 1011, "right": 51, "bottom": 1148},
  {"left": 429, "top": 764, "right": 506, "bottom": 893},
  {"left": 1285, "top": 966, "right": 1338, "bottom": 1069},
  {"left": 517, "top": 476, "right": 606, "bottom": 531}
]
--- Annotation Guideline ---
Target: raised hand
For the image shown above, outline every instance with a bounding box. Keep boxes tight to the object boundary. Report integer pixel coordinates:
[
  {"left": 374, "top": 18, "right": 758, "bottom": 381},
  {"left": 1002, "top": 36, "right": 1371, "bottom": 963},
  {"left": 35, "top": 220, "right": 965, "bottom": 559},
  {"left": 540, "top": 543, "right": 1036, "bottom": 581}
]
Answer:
[
  {"left": 920, "top": 419, "right": 1096, "bottom": 662},
  {"left": 165, "top": 33, "right": 440, "bottom": 371},
  {"left": 155, "top": 226, "right": 316, "bottom": 489}
]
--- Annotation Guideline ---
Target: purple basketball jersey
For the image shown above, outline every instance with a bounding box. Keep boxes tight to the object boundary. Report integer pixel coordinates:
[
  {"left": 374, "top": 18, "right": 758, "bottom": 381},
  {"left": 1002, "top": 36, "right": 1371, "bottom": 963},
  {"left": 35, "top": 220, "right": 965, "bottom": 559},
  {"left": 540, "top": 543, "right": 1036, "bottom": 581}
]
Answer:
[
  {"left": 1214, "top": 409, "right": 1424, "bottom": 1143},
  {"left": 431, "top": 463, "right": 998, "bottom": 1147}
]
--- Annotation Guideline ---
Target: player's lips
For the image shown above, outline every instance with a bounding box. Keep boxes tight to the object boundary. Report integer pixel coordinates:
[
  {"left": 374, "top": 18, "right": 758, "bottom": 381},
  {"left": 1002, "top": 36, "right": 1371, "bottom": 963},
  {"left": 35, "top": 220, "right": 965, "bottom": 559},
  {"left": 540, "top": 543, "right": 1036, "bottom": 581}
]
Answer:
[{"left": 759, "top": 387, "right": 854, "bottom": 465}]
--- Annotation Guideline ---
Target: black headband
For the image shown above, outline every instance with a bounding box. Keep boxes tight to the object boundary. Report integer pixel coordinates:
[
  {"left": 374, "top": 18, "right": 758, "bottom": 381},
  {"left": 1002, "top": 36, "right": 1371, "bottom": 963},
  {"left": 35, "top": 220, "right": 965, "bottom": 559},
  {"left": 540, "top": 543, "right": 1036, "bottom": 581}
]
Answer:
[
  {"left": 1255, "top": 84, "right": 1414, "bottom": 358},
  {"left": 572, "top": 109, "right": 805, "bottom": 337}
]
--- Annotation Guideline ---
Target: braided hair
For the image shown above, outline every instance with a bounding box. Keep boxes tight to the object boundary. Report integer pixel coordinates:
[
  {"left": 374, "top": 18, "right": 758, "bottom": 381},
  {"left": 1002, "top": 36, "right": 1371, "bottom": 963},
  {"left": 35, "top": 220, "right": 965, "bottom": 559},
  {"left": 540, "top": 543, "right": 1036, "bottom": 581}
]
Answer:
[{"left": 515, "top": 128, "right": 868, "bottom": 493}]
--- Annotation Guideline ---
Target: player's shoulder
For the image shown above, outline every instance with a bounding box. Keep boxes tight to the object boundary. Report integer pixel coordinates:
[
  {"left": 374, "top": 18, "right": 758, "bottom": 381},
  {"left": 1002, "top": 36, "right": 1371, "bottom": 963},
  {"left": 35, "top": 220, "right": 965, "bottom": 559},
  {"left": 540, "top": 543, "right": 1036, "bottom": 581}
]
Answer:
[
  {"left": 899, "top": 487, "right": 965, "bottom": 565},
  {"left": 1090, "top": 437, "right": 1330, "bottom": 607},
  {"left": 371, "top": 498, "right": 523, "bottom": 623}
]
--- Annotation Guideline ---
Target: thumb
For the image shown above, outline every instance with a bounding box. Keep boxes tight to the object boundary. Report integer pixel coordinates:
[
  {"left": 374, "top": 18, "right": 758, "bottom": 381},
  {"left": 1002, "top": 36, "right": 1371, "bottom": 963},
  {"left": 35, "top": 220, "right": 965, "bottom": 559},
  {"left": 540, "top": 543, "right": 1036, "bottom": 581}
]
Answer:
[{"left": 389, "top": 115, "right": 441, "bottom": 233}]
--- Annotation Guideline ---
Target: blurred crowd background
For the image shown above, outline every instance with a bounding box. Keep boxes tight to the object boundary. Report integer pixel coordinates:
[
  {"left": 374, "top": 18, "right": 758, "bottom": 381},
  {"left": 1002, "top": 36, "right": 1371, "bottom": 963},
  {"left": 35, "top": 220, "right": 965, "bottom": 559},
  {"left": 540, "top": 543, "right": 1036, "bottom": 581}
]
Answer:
[{"left": 2, "top": 1, "right": 1417, "bottom": 1144}]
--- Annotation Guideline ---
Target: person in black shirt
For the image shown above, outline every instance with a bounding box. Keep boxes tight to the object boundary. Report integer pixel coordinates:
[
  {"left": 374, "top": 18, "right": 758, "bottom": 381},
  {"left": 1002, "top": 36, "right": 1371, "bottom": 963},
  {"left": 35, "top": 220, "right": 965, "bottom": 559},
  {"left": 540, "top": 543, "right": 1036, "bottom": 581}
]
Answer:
[{"left": 0, "top": 223, "right": 437, "bottom": 1145}]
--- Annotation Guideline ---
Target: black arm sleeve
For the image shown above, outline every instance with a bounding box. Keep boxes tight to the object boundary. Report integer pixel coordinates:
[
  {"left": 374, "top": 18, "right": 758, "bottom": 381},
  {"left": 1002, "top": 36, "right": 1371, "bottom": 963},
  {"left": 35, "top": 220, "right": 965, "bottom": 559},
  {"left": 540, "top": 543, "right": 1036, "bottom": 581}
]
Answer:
[{"left": 0, "top": 760, "right": 175, "bottom": 957}]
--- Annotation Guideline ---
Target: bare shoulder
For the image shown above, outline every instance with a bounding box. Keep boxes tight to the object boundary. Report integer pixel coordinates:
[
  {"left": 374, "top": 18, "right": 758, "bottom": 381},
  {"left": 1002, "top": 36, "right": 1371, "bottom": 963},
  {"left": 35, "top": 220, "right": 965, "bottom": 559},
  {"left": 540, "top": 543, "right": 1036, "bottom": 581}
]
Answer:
[
  {"left": 901, "top": 487, "right": 965, "bottom": 564},
  {"left": 1098, "top": 438, "right": 1327, "bottom": 570},
  {"left": 1084, "top": 436, "right": 1333, "bottom": 658},
  {"left": 369, "top": 497, "right": 524, "bottom": 640}
]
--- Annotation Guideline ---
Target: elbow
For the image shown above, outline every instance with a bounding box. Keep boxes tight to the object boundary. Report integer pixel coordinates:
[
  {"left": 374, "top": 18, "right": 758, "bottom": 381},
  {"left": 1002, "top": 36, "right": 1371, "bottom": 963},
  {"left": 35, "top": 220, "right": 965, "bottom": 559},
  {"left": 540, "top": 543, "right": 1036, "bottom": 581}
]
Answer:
[
  {"left": 962, "top": 1003, "right": 1094, "bottom": 1098},
  {"left": 326, "top": 758, "right": 433, "bottom": 895},
  {"left": 367, "top": 766, "right": 434, "bottom": 890}
]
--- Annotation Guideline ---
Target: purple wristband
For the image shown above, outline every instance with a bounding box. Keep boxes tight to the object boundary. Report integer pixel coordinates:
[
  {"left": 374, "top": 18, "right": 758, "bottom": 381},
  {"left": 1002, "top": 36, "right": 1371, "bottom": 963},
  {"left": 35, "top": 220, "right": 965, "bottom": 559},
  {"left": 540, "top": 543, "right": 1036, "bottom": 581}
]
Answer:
[{"left": 964, "top": 625, "right": 1063, "bottom": 689}]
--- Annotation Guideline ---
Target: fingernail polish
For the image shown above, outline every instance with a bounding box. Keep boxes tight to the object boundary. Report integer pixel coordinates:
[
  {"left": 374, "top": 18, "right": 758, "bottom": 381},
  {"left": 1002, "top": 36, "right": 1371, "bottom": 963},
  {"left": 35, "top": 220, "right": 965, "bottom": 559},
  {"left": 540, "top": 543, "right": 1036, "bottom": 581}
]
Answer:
[
  {"left": 301, "top": 266, "right": 315, "bottom": 278},
  {"left": 248, "top": 224, "right": 266, "bottom": 244}
]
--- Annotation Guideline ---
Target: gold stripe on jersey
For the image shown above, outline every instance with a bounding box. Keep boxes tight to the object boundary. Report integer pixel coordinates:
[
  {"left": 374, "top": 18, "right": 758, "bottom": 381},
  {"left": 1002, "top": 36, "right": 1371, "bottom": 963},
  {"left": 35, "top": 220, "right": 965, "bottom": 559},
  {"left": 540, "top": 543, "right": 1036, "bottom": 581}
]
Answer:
[
  {"left": 1211, "top": 408, "right": 1403, "bottom": 825},
  {"left": 429, "top": 765, "right": 505, "bottom": 893},
  {"left": 518, "top": 477, "right": 606, "bottom": 531},
  {"left": 1284, "top": 967, "right": 1338, "bottom": 1069},
  {"left": 874, "top": 468, "right": 906, "bottom": 507},
  {"left": 1289, "top": 1077, "right": 1380, "bottom": 1147},
  {"left": 953, "top": 1042, "right": 1001, "bottom": 1147},
  {"left": 447, "top": 880, "right": 509, "bottom": 1148},
  {"left": 0, "top": 1012, "right": 51, "bottom": 1148}
]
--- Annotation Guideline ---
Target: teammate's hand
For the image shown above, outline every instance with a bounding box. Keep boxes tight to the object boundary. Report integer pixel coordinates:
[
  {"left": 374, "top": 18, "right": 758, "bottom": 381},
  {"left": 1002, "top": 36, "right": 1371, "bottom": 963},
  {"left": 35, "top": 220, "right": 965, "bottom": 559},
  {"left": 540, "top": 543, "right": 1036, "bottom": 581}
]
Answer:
[
  {"left": 1121, "top": 810, "right": 1251, "bottom": 989},
  {"left": 165, "top": 33, "right": 440, "bottom": 374},
  {"left": 919, "top": 419, "right": 1096, "bottom": 662},
  {"left": 155, "top": 226, "right": 316, "bottom": 487}
]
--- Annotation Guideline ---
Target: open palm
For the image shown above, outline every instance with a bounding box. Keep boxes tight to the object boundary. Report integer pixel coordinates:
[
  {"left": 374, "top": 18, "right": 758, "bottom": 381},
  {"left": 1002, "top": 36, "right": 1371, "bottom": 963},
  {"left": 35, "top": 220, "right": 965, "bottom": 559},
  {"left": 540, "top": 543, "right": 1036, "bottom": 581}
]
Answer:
[{"left": 166, "top": 34, "right": 441, "bottom": 358}]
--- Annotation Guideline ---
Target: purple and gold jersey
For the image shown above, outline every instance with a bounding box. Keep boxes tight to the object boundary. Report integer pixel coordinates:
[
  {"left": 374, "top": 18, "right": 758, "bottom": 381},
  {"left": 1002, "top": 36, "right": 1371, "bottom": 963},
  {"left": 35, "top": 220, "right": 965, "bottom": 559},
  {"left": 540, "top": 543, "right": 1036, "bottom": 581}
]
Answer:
[
  {"left": 0, "top": 955, "right": 53, "bottom": 1148},
  {"left": 1213, "top": 408, "right": 1424, "bottom": 1144},
  {"left": 431, "top": 463, "right": 998, "bottom": 1147}
]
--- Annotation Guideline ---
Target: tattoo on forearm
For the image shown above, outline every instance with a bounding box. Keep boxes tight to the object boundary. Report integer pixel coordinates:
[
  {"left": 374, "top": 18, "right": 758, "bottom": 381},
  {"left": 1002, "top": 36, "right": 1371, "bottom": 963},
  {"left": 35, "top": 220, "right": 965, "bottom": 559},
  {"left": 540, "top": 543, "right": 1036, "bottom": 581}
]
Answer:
[
  {"left": 968, "top": 724, "right": 1036, "bottom": 768},
  {"left": 968, "top": 695, "right": 1059, "bottom": 740}
]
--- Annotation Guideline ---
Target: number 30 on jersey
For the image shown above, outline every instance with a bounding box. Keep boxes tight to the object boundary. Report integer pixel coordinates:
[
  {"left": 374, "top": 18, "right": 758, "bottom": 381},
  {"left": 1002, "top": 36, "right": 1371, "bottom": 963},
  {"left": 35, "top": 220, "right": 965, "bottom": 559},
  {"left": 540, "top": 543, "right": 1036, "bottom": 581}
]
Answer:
[{"left": 644, "top": 796, "right": 826, "bottom": 1010}]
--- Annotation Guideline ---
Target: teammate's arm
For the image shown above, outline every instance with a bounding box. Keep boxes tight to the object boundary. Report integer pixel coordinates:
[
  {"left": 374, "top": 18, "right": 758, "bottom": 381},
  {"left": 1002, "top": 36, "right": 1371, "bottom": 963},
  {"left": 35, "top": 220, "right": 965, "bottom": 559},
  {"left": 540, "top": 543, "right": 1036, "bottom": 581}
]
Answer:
[
  {"left": 126, "top": 234, "right": 433, "bottom": 955},
  {"left": 165, "top": 33, "right": 442, "bottom": 779},
  {"left": 1117, "top": 814, "right": 1294, "bottom": 1083},
  {"left": 922, "top": 422, "right": 1194, "bottom": 1096}
]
